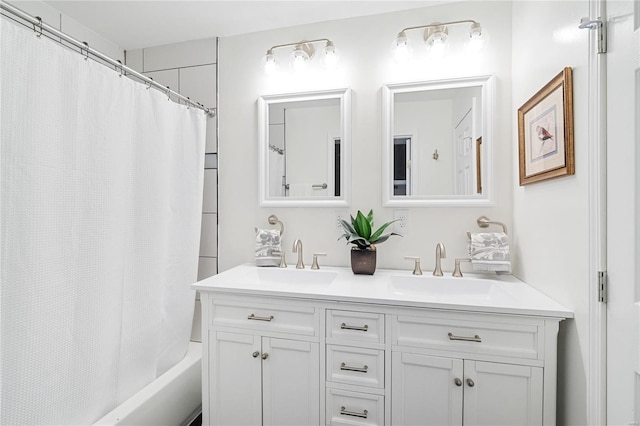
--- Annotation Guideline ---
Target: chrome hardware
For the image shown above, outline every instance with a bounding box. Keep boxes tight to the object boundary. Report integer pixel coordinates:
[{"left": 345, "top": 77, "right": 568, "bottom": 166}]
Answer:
[
  {"left": 454, "top": 378, "right": 463, "bottom": 387},
  {"left": 340, "top": 323, "right": 368, "bottom": 332},
  {"left": 340, "top": 407, "right": 368, "bottom": 419},
  {"left": 261, "top": 352, "right": 269, "bottom": 360},
  {"left": 340, "top": 362, "right": 368, "bottom": 373},
  {"left": 33, "top": 16, "right": 43, "bottom": 38},
  {"left": 477, "top": 215, "right": 508, "bottom": 234},
  {"left": 252, "top": 351, "right": 260, "bottom": 358},
  {"left": 267, "top": 214, "right": 284, "bottom": 236},
  {"left": 247, "top": 314, "right": 274, "bottom": 322},
  {"left": 434, "top": 243, "right": 446, "bottom": 276},
  {"left": 467, "top": 378, "right": 475, "bottom": 387},
  {"left": 578, "top": 17, "right": 607, "bottom": 54},
  {"left": 404, "top": 256, "right": 423, "bottom": 275},
  {"left": 448, "top": 332, "right": 482, "bottom": 343},
  {"left": 452, "top": 258, "right": 471, "bottom": 277},
  {"left": 598, "top": 270, "right": 608, "bottom": 303},
  {"left": 311, "top": 253, "right": 327, "bottom": 270},
  {"left": 293, "top": 239, "right": 305, "bottom": 269},
  {"left": 278, "top": 252, "right": 287, "bottom": 268},
  {"left": 312, "top": 183, "right": 328, "bottom": 189}
]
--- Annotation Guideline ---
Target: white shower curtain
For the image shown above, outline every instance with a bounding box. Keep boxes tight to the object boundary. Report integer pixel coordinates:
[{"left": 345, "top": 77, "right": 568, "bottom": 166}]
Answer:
[{"left": 1, "top": 19, "right": 206, "bottom": 425}]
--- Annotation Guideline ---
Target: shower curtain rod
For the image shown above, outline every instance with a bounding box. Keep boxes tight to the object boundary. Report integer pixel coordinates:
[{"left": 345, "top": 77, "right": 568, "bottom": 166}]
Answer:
[{"left": 0, "top": 1, "right": 216, "bottom": 117}]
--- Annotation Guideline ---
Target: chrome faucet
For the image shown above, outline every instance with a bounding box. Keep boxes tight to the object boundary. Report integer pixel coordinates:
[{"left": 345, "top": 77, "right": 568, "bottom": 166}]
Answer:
[
  {"left": 433, "top": 243, "right": 446, "bottom": 276},
  {"left": 292, "top": 239, "right": 304, "bottom": 269}
]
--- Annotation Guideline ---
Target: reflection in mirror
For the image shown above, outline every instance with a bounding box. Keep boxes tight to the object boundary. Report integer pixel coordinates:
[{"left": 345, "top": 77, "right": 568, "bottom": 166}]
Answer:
[
  {"left": 258, "top": 89, "right": 351, "bottom": 207},
  {"left": 382, "top": 76, "right": 495, "bottom": 207}
]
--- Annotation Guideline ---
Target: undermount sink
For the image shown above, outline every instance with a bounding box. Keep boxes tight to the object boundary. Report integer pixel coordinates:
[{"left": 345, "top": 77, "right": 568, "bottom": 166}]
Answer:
[
  {"left": 389, "top": 274, "right": 514, "bottom": 303},
  {"left": 254, "top": 267, "right": 338, "bottom": 286}
]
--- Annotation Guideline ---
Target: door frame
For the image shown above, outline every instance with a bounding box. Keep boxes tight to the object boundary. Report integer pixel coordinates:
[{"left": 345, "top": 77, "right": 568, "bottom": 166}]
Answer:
[{"left": 587, "top": 0, "right": 607, "bottom": 424}]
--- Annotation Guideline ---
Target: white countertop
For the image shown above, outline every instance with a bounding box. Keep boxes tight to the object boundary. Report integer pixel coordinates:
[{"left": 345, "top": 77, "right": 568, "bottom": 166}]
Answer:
[{"left": 193, "top": 263, "right": 573, "bottom": 319}]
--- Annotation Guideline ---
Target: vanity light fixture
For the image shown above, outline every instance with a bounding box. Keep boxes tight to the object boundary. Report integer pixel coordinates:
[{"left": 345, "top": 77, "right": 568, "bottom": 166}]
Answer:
[
  {"left": 263, "top": 38, "right": 338, "bottom": 74},
  {"left": 393, "top": 19, "right": 484, "bottom": 63}
]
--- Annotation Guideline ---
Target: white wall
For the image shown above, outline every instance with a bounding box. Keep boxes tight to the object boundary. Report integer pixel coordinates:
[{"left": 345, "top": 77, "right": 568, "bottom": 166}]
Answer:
[
  {"left": 395, "top": 98, "right": 455, "bottom": 195},
  {"left": 218, "top": 1, "right": 513, "bottom": 273},
  {"left": 511, "top": 1, "right": 590, "bottom": 424},
  {"left": 6, "top": 0, "right": 124, "bottom": 61}
]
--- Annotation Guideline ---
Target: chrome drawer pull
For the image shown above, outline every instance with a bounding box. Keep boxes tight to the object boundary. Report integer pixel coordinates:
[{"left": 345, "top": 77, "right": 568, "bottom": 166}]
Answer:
[
  {"left": 448, "top": 332, "right": 481, "bottom": 342},
  {"left": 340, "top": 323, "right": 368, "bottom": 332},
  {"left": 340, "top": 362, "right": 368, "bottom": 373},
  {"left": 340, "top": 406, "right": 368, "bottom": 419},
  {"left": 247, "top": 314, "right": 274, "bottom": 322}
]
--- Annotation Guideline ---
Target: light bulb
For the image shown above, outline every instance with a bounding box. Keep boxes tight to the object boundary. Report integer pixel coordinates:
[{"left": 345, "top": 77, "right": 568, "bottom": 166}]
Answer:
[
  {"left": 430, "top": 36, "right": 446, "bottom": 57},
  {"left": 264, "top": 50, "right": 278, "bottom": 75},
  {"left": 394, "top": 31, "right": 411, "bottom": 63},
  {"left": 324, "top": 41, "right": 339, "bottom": 71},
  {"left": 292, "top": 45, "right": 310, "bottom": 72},
  {"left": 468, "top": 22, "right": 485, "bottom": 51},
  {"left": 425, "top": 26, "right": 448, "bottom": 59}
]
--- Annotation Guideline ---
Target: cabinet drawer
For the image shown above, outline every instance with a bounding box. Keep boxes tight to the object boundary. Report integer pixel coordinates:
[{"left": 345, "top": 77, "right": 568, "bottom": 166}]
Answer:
[
  {"left": 326, "top": 388, "right": 384, "bottom": 426},
  {"left": 327, "top": 345, "right": 384, "bottom": 389},
  {"left": 327, "top": 310, "right": 384, "bottom": 344},
  {"left": 211, "top": 299, "right": 318, "bottom": 336},
  {"left": 394, "top": 315, "right": 541, "bottom": 359}
]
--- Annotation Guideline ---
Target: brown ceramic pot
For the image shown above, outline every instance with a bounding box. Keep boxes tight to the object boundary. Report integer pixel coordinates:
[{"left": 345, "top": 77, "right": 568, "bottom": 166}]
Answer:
[{"left": 350, "top": 246, "right": 377, "bottom": 275}]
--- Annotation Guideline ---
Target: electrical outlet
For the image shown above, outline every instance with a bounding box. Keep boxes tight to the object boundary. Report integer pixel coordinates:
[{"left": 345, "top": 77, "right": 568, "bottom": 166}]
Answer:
[
  {"left": 394, "top": 209, "right": 408, "bottom": 233},
  {"left": 335, "top": 209, "right": 349, "bottom": 234}
]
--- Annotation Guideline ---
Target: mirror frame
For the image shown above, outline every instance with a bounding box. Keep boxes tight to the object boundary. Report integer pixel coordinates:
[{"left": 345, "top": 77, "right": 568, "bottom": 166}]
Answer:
[
  {"left": 258, "top": 88, "right": 351, "bottom": 207},
  {"left": 382, "top": 75, "right": 495, "bottom": 207}
]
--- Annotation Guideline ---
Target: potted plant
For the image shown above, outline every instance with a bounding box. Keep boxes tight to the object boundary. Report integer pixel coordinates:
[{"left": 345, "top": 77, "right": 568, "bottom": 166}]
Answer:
[{"left": 338, "top": 209, "right": 400, "bottom": 275}]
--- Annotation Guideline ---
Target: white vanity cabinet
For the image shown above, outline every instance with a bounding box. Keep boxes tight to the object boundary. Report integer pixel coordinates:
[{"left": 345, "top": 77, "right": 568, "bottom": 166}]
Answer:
[
  {"left": 203, "top": 295, "right": 321, "bottom": 426},
  {"left": 392, "top": 353, "right": 543, "bottom": 425},
  {"left": 391, "top": 310, "right": 554, "bottom": 426},
  {"left": 325, "top": 310, "right": 387, "bottom": 426},
  {"left": 195, "top": 264, "right": 572, "bottom": 426}
]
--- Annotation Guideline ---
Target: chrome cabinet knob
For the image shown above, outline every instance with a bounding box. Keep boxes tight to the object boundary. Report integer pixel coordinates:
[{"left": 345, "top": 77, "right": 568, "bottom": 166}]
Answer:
[
  {"left": 454, "top": 378, "right": 463, "bottom": 387},
  {"left": 252, "top": 351, "right": 260, "bottom": 358},
  {"left": 261, "top": 352, "right": 269, "bottom": 360},
  {"left": 467, "top": 378, "right": 475, "bottom": 387}
]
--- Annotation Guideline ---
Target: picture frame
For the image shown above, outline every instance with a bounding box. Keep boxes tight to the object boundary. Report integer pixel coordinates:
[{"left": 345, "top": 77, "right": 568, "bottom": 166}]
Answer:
[{"left": 518, "top": 67, "right": 574, "bottom": 185}]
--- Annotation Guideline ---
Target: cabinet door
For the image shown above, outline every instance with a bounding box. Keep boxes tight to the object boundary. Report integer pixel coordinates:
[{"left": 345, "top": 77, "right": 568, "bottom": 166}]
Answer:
[
  {"left": 392, "top": 352, "right": 463, "bottom": 426},
  {"left": 262, "top": 337, "right": 320, "bottom": 426},
  {"left": 210, "top": 331, "right": 262, "bottom": 426},
  {"left": 463, "top": 361, "right": 543, "bottom": 426}
]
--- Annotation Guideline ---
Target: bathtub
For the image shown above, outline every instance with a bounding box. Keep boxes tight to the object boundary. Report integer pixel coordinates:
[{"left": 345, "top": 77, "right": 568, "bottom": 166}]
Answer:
[{"left": 94, "top": 341, "right": 202, "bottom": 426}]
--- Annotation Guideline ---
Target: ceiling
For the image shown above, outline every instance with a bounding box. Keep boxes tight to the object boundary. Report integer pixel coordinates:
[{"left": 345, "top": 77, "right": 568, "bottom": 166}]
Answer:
[{"left": 43, "top": 1, "right": 451, "bottom": 50}]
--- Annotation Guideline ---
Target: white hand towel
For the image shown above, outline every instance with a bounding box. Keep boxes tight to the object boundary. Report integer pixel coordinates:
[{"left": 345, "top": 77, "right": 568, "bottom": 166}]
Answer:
[
  {"left": 255, "top": 228, "right": 282, "bottom": 267},
  {"left": 468, "top": 232, "right": 511, "bottom": 273}
]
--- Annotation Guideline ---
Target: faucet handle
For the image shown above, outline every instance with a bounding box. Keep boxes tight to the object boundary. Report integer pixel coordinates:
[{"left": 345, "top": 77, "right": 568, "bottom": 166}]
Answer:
[
  {"left": 404, "top": 256, "right": 423, "bottom": 275},
  {"left": 272, "top": 251, "right": 287, "bottom": 268},
  {"left": 311, "top": 253, "right": 327, "bottom": 270},
  {"left": 452, "top": 258, "right": 471, "bottom": 277}
]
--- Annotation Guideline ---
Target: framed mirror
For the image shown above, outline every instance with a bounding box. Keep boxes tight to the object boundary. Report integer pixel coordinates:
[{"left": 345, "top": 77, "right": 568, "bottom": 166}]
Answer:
[
  {"left": 258, "top": 88, "right": 351, "bottom": 207},
  {"left": 382, "top": 75, "right": 495, "bottom": 206}
]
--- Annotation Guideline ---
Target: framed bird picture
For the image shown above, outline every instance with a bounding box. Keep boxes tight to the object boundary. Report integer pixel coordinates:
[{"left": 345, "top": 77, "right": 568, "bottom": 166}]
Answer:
[{"left": 518, "top": 67, "right": 574, "bottom": 185}]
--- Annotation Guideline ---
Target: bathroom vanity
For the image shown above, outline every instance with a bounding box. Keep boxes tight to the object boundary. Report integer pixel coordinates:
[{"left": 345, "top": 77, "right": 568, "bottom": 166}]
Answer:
[{"left": 194, "top": 264, "right": 572, "bottom": 426}]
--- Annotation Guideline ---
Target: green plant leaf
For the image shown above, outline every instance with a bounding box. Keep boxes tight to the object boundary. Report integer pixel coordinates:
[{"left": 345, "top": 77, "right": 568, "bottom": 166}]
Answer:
[
  {"left": 353, "top": 210, "right": 371, "bottom": 239},
  {"left": 366, "top": 209, "right": 374, "bottom": 227},
  {"left": 369, "top": 219, "right": 398, "bottom": 242},
  {"left": 370, "top": 232, "right": 402, "bottom": 245}
]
